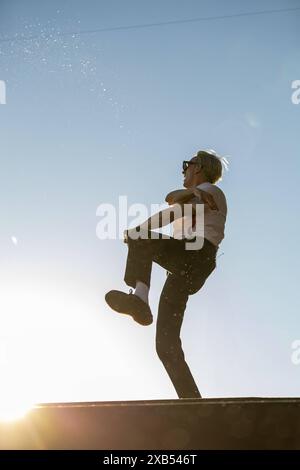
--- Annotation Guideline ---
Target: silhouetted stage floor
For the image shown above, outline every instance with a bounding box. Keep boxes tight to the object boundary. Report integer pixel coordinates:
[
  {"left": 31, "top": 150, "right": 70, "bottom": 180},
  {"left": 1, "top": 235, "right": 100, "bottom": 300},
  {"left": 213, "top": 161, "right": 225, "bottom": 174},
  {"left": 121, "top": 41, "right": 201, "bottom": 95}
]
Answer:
[{"left": 1, "top": 398, "right": 300, "bottom": 449}]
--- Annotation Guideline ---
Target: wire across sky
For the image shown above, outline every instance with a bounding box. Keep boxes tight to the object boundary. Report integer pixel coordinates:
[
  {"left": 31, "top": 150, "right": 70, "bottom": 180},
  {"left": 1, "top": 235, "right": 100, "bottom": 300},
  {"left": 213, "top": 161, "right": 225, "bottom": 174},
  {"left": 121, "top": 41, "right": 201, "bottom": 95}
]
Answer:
[{"left": 0, "top": 6, "right": 300, "bottom": 44}]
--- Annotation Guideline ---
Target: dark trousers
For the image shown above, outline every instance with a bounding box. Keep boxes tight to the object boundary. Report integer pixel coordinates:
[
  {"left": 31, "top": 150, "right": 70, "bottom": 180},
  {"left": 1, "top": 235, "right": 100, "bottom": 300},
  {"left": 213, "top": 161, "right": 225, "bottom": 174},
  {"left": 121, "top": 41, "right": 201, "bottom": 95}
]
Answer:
[{"left": 124, "top": 230, "right": 218, "bottom": 399}]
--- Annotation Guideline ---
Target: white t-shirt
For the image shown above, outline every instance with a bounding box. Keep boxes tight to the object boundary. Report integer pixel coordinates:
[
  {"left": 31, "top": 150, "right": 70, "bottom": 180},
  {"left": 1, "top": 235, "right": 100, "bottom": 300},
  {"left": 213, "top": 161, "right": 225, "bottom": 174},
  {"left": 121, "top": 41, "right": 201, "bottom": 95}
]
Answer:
[{"left": 172, "top": 182, "right": 227, "bottom": 247}]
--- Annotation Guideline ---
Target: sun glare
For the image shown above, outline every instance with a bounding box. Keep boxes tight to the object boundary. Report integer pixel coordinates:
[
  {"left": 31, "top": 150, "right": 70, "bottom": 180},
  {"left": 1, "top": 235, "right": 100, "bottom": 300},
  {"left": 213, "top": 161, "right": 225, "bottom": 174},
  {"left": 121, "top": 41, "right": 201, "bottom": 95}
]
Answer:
[
  {"left": 0, "top": 278, "right": 137, "bottom": 405},
  {"left": 0, "top": 367, "right": 33, "bottom": 423},
  {"left": 0, "top": 402, "right": 32, "bottom": 423}
]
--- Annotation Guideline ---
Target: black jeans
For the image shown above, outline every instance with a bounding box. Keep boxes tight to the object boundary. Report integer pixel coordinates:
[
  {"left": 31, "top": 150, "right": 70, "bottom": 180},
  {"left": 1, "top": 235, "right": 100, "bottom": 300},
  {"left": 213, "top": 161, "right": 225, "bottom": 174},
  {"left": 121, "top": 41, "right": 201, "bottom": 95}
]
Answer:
[{"left": 124, "top": 230, "right": 218, "bottom": 399}]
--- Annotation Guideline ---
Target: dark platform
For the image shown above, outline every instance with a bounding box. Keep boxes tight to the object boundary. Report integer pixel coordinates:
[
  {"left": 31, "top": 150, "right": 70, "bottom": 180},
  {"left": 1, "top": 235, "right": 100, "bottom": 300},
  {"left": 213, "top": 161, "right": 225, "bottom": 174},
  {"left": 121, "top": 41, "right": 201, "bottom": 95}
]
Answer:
[{"left": 1, "top": 398, "right": 300, "bottom": 449}]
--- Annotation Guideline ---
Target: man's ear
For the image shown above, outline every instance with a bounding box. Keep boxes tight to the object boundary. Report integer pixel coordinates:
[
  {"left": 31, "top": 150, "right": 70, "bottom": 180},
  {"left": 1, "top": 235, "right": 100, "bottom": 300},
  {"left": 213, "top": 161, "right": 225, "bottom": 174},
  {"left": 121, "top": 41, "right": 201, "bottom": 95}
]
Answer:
[
  {"left": 196, "top": 164, "right": 203, "bottom": 174},
  {"left": 195, "top": 164, "right": 202, "bottom": 174}
]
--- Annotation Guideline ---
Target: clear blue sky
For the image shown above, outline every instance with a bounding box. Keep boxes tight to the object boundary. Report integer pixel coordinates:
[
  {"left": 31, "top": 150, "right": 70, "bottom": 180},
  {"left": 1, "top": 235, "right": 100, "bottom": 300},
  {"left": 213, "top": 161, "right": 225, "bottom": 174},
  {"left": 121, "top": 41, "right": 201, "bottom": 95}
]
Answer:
[{"left": 0, "top": 0, "right": 300, "bottom": 405}]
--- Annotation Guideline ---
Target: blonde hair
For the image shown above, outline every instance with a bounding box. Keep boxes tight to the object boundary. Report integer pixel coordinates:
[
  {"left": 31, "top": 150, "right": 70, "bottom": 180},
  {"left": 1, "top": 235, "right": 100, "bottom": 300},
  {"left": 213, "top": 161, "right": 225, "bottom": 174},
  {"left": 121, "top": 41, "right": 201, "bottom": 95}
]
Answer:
[{"left": 195, "top": 149, "right": 229, "bottom": 184}]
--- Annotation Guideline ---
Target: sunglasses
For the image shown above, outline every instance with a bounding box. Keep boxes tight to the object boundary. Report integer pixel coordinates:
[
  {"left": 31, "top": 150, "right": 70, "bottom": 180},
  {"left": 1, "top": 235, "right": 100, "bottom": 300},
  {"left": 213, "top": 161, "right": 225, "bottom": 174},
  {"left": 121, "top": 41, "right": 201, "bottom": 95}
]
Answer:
[{"left": 182, "top": 160, "right": 198, "bottom": 174}]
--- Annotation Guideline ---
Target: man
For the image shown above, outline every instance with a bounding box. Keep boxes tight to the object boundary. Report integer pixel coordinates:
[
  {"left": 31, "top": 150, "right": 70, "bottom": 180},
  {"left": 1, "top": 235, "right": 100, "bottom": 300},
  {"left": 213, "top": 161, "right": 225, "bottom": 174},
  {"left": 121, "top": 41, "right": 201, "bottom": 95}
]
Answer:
[{"left": 105, "top": 150, "right": 228, "bottom": 398}]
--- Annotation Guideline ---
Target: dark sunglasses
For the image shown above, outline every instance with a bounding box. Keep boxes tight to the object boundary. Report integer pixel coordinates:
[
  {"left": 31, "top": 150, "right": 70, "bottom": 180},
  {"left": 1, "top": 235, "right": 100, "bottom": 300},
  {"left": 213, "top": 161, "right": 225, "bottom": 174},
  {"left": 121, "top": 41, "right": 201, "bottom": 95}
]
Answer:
[{"left": 182, "top": 160, "right": 198, "bottom": 174}]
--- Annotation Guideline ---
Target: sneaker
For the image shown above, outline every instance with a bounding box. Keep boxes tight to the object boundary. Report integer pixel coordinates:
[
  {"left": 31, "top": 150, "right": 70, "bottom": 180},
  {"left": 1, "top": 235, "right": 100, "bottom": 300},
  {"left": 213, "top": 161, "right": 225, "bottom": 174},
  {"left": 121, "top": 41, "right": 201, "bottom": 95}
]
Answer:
[{"left": 105, "top": 289, "right": 153, "bottom": 326}]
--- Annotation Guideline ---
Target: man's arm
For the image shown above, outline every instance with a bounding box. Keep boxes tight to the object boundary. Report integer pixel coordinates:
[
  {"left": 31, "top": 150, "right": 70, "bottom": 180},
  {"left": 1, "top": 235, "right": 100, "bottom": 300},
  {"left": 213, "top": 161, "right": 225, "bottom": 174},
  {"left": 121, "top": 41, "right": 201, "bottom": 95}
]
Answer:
[
  {"left": 137, "top": 204, "right": 183, "bottom": 231},
  {"left": 165, "top": 189, "right": 194, "bottom": 205},
  {"left": 137, "top": 186, "right": 219, "bottom": 232},
  {"left": 124, "top": 204, "right": 184, "bottom": 241},
  {"left": 124, "top": 188, "right": 219, "bottom": 241},
  {"left": 165, "top": 188, "right": 219, "bottom": 210}
]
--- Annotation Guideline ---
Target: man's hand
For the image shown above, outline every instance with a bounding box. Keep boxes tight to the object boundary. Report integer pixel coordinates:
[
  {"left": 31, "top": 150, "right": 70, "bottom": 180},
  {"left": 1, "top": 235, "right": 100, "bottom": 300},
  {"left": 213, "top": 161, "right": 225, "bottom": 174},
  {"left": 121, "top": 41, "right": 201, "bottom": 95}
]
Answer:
[
  {"left": 123, "top": 227, "right": 139, "bottom": 243},
  {"left": 192, "top": 188, "right": 219, "bottom": 211}
]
